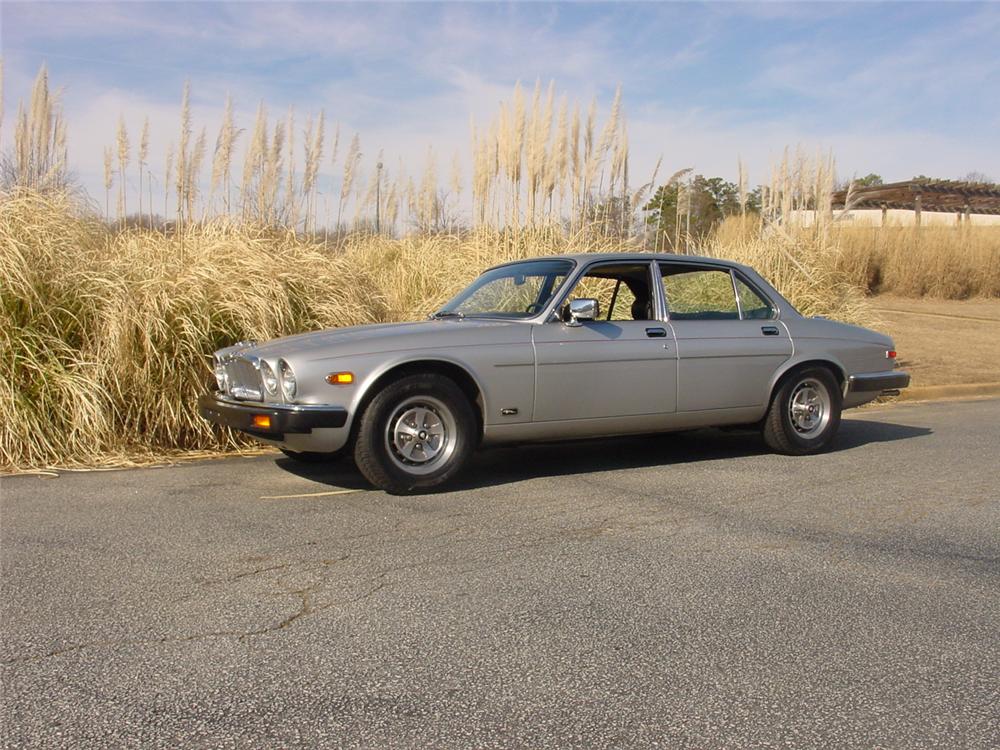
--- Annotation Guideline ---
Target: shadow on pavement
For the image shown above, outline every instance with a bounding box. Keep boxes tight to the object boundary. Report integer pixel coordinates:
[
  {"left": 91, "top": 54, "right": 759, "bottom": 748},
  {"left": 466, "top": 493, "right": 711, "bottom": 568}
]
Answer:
[{"left": 275, "top": 417, "right": 932, "bottom": 493}]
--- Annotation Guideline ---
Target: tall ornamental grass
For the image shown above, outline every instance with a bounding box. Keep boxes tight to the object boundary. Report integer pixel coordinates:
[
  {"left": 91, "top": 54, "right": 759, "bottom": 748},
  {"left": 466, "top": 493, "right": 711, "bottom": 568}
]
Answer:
[
  {"left": 1, "top": 190, "right": 878, "bottom": 470},
  {"left": 831, "top": 225, "right": 1000, "bottom": 299},
  {"left": 1, "top": 190, "right": 380, "bottom": 468}
]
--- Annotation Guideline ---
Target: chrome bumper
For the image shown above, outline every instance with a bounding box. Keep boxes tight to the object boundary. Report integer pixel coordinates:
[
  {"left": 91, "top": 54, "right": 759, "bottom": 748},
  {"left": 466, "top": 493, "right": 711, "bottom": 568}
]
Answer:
[
  {"left": 198, "top": 393, "right": 348, "bottom": 439},
  {"left": 848, "top": 371, "right": 911, "bottom": 393}
]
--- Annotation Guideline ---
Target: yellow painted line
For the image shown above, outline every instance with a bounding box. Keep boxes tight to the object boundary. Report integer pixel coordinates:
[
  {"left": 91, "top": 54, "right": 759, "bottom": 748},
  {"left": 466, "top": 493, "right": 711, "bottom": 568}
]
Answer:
[{"left": 260, "top": 488, "right": 363, "bottom": 499}]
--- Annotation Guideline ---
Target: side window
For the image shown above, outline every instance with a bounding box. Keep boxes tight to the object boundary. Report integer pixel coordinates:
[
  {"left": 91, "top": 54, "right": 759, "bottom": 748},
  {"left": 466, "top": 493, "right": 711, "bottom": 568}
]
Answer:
[
  {"left": 565, "top": 263, "right": 654, "bottom": 321},
  {"left": 735, "top": 276, "right": 776, "bottom": 319},
  {"left": 660, "top": 265, "right": 739, "bottom": 320}
]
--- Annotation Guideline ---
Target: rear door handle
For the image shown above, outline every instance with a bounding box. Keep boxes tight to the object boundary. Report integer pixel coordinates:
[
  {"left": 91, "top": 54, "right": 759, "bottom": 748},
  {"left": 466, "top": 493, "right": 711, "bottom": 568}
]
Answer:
[
  {"left": 645, "top": 327, "right": 667, "bottom": 338},
  {"left": 761, "top": 326, "right": 780, "bottom": 336}
]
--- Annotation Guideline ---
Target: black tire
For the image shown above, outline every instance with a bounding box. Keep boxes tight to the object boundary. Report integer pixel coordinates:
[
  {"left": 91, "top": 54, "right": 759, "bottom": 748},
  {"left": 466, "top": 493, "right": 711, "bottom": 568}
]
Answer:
[
  {"left": 353, "top": 373, "right": 477, "bottom": 494},
  {"left": 280, "top": 448, "right": 343, "bottom": 464},
  {"left": 762, "top": 366, "right": 842, "bottom": 455}
]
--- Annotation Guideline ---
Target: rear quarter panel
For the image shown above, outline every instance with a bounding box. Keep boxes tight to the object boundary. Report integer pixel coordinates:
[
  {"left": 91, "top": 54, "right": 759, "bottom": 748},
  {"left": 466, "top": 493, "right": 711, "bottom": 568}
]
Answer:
[{"left": 778, "top": 317, "right": 895, "bottom": 407}]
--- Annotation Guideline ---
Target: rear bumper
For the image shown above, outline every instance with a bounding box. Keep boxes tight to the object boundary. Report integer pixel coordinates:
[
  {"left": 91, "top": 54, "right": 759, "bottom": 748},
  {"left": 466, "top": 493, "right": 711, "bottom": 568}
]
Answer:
[
  {"left": 848, "top": 371, "right": 911, "bottom": 393},
  {"left": 198, "top": 393, "right": 348, "bottom": 439}
]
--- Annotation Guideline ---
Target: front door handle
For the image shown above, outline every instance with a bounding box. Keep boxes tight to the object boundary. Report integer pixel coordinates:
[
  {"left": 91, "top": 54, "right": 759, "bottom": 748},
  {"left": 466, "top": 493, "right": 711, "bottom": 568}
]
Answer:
[
  {"left": 761, "top": 325, "right": 780, "bottom": 336},
  {"left": 645, "top": 327, "right": 667, "bottom": 338}
]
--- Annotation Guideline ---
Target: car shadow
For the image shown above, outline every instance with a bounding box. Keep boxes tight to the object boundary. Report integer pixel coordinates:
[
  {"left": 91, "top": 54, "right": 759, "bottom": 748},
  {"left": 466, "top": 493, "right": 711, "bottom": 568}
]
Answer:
[{"left": 274, "top": 417, "right": 932, "bottom": 493}]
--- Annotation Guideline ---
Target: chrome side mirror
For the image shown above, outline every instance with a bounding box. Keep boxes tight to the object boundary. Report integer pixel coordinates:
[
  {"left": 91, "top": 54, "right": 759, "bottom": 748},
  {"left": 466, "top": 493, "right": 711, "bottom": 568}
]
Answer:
[{"left": 565, "top": 298, "right": 599, "bottom": 326}]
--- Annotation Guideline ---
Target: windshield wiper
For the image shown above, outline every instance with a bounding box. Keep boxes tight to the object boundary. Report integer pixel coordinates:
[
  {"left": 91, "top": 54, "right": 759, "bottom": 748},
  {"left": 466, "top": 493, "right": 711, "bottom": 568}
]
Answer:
[{"left": 430, "top": 311, "right": 465, "bottom": 319}]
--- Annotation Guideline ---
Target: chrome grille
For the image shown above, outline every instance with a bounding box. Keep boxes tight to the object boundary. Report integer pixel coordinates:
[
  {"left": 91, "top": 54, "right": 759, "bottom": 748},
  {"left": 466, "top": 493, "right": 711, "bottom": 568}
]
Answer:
[{"left": 224, "top": 357, "right": 262, "bottom": 401}]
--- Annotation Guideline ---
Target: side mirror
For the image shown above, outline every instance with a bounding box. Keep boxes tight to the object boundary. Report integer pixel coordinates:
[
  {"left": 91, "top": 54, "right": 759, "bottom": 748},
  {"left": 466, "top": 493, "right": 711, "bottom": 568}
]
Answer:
[{"left": 565, "top": 298, "right": 599, "bottom": 326}]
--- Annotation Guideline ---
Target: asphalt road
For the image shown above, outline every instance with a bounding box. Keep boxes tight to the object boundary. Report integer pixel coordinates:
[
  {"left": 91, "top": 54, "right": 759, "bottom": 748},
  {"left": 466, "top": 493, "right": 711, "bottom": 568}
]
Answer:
[{"left": 2, "top": 399, "right": 998, "bottom": 749}]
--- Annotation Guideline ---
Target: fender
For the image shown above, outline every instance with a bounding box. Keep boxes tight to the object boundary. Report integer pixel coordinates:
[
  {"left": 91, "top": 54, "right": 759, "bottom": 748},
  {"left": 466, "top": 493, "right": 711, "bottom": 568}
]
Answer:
[
  {"left": 768, "top": 354, "right": 848, "bottom": 400},
  {"left": 348, "top": 351, "right": 489, "bottom": 432}
]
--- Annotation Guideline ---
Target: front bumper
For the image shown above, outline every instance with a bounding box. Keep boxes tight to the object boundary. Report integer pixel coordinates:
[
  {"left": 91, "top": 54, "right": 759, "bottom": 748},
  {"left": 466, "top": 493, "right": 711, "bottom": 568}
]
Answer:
[
  {"left": 198, "top": 393, "right": 348, "bottom": 439},
  {"left": 848, "top": 371, "right": 911, "bottom": 393}
]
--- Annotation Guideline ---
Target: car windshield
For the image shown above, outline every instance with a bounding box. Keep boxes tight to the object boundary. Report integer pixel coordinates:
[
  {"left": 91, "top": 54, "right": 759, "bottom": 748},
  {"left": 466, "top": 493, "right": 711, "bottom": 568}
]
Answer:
[{"left": 437, "top": 260, "right": 574, "bottom": 319}]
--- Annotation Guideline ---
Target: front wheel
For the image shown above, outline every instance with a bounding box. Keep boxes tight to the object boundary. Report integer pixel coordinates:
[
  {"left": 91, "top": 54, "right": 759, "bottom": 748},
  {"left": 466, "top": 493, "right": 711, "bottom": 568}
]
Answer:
[
  {"left": 353, "top": 374, "right": 477, "bottom": 494},
  {"left": 762, "top": 367, "right": 842, "bottom": 455}
]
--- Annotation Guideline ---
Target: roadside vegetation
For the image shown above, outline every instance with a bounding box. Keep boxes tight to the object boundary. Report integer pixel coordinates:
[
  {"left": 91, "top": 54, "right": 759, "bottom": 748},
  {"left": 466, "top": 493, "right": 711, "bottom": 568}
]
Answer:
[{"left": 1, "top": 65, "right": 997, "bottom": 470}]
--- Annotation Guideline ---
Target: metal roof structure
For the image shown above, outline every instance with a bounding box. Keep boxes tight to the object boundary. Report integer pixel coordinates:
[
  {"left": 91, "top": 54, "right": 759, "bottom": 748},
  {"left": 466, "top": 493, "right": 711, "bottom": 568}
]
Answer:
[{"left": 831, "top": 179, "right": 1000, "bottom": 217}]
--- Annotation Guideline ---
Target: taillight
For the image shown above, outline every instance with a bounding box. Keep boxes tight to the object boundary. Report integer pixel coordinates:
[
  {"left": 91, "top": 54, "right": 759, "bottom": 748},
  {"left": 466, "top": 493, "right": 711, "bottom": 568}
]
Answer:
[{"left": 886, "top": 350, "right": 897, "bottom": 359}]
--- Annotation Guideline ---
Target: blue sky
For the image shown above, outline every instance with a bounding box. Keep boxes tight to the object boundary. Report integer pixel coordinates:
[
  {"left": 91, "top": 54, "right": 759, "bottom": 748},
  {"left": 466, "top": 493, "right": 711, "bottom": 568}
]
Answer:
[{"left": 3, "top": 1, "right": 999, "bottom": 207}]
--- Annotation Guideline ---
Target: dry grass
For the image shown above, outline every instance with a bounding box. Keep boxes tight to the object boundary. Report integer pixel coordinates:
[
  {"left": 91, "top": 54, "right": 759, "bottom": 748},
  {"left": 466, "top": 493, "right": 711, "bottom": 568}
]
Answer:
[
  {"left": 701, "top": 216, "right": 875, "bottom": 325},
  {"left": 831, "top": 225, "right": 1000, "bottom": 299},
  {"left": 873, "top": 295, "right": 1000, "bottom": 386},
  {"left": 746, "top": 149, "right": 1000, "bottom": 301},
  {"left": 0, "top": 190, "right": 879, "bottom": 471},
  {"left": 1, "top": 190, "right": 376, "bottom": 469},
  {"left": 3, "top": 66, "right": 648, "bottom": 236},
  {"left": 4, "top": 68, "right": 994, "bottom": 472},
  {"left": 709, "top": 216, "right": 1000, "bottom": 302}
]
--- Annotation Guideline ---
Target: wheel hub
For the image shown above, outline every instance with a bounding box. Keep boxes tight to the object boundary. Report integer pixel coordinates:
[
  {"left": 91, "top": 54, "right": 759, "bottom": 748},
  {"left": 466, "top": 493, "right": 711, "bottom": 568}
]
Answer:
[
  {"left": 391, "top": 406, "right": 445, "bottom": 463},
  {"left": 384, "top": 395, "right": 459, "bottom": 476},
  {"left": 789, "top": 378, "right": 831, "bottom": 438}
]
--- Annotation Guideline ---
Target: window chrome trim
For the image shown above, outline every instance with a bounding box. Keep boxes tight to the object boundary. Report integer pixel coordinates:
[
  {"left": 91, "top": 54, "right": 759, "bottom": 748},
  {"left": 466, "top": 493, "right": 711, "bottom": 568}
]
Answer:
[
  {"left": 656, "top": 260, "right": 780, "bottom": 322},
  {"left": 731, "top": 269, "right": 745, "bottom": 320},
  {"left": 547, "top": 258, "right": 665, "bottom": 324},
  {"left": 651, "top": 260, "right": 668, "bottom": 322},
  {"left": 732, "top": 268, "right": 779, "bottom": 321}
]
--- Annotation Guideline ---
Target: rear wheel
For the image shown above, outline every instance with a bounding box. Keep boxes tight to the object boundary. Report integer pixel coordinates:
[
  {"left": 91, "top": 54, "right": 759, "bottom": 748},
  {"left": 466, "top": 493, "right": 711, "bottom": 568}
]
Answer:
[
  {"left": 762, "top": 367, "right": 842, "bottom": 455},
  {"left": 353, "top": 374, "right": 476, "bottom": 494}
]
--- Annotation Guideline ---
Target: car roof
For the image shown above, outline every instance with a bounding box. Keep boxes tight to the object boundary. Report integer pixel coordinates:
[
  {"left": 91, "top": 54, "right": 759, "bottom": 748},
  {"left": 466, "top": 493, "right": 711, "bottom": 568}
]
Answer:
[{"left": 488, "top": 252, "right": 750, "bottom": 272}]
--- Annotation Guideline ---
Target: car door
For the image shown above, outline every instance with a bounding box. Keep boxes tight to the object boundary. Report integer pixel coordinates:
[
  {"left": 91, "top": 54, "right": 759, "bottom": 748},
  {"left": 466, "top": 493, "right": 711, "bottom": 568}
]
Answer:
[
  {"left": 659, "top": 262, "right": 792, "bottom": 412},
  {"left": 532, "top": 261, "right": 678, "bottom": 421}
]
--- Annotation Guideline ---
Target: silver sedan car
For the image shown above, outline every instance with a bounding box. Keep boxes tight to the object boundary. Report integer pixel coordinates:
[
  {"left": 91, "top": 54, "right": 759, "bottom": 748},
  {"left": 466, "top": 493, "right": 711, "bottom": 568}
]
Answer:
[{"left": 199, "top": 253, "right": 909, "bottom": 493}]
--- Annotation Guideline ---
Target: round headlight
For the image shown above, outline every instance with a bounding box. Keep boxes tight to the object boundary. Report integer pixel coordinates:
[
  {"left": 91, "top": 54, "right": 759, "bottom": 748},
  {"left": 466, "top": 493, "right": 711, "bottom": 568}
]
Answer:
[
  {"left": 214, "top": 357, "right": 227, "bottom": 391},
  {"left": 259, "top": 360, "right": 279, "bottom": 395},
  {"left": 278, "top": 359, "right": 296, "bottom": 400}
]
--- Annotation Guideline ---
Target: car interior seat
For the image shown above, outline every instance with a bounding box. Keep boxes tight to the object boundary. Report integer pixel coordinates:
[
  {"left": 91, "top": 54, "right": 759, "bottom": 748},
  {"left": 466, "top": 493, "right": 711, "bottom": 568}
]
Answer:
[{"left": 631, "top": 298, "right": 652, "bottom": 320}]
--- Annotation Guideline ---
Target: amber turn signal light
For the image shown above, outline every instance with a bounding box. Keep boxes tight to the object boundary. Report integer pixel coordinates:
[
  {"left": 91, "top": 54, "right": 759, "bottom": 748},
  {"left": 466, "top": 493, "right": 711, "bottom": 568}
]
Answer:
[
  {"left": 251, "top": 414, "right": 272, "bottom": 430},
  {"left": 326, "top": 371, "right": 354, "bottom": 385}
]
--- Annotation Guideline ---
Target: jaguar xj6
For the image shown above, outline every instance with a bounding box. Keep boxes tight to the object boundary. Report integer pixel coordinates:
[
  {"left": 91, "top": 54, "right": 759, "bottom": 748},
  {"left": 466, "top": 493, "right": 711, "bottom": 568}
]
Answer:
[{"left": 199, "top": 253, "right": 909, "bottom": 493}]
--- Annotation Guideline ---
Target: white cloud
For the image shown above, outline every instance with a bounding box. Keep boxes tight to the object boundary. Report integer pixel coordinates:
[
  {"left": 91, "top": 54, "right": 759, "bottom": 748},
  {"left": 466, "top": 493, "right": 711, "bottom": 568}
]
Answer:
[{"left": 3, "top": 0, "right": 998, "bottom": 213}]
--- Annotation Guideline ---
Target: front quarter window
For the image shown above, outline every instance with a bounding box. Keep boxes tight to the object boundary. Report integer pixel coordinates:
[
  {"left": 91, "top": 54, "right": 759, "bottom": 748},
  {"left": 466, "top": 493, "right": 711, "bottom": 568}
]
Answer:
[{"left": 438, "top": 260, "right": 572, "bottom": 319}]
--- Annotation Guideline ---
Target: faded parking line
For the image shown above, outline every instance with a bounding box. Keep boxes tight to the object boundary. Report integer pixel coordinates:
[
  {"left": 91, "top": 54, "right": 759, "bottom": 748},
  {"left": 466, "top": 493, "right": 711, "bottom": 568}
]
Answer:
[{"left": 260, "top": 488, "right": 364, "bottom": 500}]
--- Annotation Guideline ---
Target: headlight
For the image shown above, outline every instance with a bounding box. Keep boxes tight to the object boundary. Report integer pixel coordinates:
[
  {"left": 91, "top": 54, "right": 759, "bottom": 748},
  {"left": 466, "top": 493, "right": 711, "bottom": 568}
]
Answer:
[
  {"left": 278, "top": 359, "right": 296, "bottom": 400},
  {"left": 214, "top": 357, "right": 227, "bottom": 391},
  {"left": 259, "top": 360, "right": 279, "bottom": 395}
]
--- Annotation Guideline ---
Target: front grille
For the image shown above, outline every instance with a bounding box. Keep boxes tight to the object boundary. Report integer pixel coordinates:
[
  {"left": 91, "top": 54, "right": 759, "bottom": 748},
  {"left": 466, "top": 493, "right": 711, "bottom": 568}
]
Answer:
[{"left": 224, "top": 357, "right": 262, "bottom": 401}]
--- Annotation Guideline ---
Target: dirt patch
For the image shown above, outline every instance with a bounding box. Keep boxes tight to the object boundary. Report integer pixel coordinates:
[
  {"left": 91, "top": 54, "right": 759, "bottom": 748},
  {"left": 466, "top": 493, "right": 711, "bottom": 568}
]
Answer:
[{"left": 876, "top": 295, "right": 1000, "bottom": 386}]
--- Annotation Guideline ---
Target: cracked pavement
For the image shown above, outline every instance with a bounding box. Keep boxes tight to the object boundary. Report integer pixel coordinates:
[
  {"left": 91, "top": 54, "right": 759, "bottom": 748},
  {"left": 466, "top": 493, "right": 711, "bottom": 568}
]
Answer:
[{"left": 1, "top": 399, "right": 998, "bottom": 748}]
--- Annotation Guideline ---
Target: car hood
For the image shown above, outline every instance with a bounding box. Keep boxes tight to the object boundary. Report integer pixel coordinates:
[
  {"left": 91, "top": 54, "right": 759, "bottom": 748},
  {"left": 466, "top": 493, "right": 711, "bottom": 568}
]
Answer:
[{"left": 240, "top": 318, "right": 524, "bottom": 360}]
